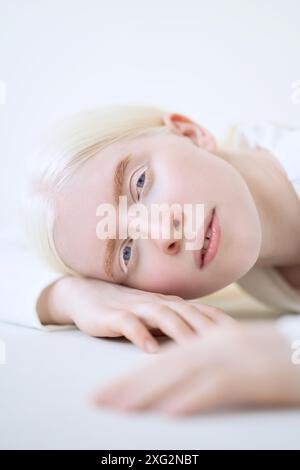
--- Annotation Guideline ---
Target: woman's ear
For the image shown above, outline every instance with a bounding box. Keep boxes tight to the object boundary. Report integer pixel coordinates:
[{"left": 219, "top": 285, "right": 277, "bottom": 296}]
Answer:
[{"left": 162, "top": 112, "right": 217, "bottom": 153}]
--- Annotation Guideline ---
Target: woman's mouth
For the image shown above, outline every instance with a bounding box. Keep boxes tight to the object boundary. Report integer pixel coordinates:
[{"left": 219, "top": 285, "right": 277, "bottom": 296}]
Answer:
[{"left": 194, "top": 208, "right": 221, "bottom": 270}]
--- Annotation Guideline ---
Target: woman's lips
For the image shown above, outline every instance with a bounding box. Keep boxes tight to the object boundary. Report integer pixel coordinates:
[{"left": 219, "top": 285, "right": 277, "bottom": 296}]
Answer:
[
  {"left": 201, "top": 208, "right": 221, "bottom": 269},
  {"left": 193, "top": 208, "right": 221, "bottom": 270}
]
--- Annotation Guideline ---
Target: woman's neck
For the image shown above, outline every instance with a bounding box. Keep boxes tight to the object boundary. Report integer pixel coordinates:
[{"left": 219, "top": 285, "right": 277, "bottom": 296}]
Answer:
[{"left": 216, "top": 144, "right": 300, "bottom": 269}]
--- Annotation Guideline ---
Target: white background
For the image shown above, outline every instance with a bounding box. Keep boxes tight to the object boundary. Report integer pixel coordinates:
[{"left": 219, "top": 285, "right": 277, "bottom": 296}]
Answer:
[
  {"left": 0, "top": 0, "right": 300, "bottom": 226},
  {"left": 1, "top": 1, "right": 300, "bottom": 449}
]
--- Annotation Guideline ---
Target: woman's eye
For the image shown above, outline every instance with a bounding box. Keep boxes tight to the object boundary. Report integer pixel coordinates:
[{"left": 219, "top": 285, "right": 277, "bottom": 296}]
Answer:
[
  {"left": 136, "top": 170, "right": 146, "bottom": 200},
  {"left": 122, "top": 243, "right": 132, "bottom": 266}
]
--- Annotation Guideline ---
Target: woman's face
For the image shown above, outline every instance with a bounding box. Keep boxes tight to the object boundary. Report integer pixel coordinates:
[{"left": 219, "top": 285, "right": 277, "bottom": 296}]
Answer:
[{"left": 54, "top": 116, "right": 262, "bottom": 298}]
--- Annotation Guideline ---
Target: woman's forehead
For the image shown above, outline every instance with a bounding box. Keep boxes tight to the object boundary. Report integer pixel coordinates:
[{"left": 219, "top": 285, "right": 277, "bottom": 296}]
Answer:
[{"left": 53, "top": 144, "right": 124, "bottom": 277}]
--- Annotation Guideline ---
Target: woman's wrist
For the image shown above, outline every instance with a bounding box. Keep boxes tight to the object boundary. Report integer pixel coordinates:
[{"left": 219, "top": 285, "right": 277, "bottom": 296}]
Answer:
[{"left": 36, "top": 276, "right": 75, "bottom": 325}]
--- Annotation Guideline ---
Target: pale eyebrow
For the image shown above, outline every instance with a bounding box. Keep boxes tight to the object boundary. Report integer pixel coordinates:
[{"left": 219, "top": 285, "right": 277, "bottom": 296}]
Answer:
[{"left": 103, "top": 154, "right": 132, "bottom": 280}]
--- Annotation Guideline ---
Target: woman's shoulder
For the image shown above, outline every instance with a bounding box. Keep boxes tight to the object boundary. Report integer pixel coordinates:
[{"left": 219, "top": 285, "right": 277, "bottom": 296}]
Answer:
[
  {"left": 237, "top": 264, "right": 300, "bottom": 314},
  {"left": 223, "top": 121, "right": 300, "bottom": 199},
  {"left": 275, "top": 265, "right": 300, "bottom": 291}
]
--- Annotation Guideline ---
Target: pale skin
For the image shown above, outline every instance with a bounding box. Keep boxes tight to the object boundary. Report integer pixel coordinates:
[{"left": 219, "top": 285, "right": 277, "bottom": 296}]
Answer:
[
  {"left": 37, "top": 112, "right": 300, "bottom": 412},
  {"left": 92, "top": 323, "right": 300, "bottom": 415}
]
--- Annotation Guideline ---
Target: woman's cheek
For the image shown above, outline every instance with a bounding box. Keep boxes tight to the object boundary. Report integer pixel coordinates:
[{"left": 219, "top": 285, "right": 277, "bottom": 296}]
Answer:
[{"left": 132, "top": 265, "right": 196, "bottom": 296}]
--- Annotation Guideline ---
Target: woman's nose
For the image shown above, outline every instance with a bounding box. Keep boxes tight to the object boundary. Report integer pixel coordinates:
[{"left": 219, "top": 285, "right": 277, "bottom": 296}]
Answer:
[
  {"left": 156, "top": 237, "right": 181, "bottom": 255},
  {"left": 143, "top": 207, "right": 183, "bottom": 255}
]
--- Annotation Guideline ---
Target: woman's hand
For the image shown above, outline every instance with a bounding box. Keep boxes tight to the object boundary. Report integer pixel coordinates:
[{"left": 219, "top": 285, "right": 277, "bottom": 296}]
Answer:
[
  {"left": 93, "top": 322, "right": 300, "bottom": 414},
  {"left": 38, "top": 275, "right": 236, "bottom": 353}
]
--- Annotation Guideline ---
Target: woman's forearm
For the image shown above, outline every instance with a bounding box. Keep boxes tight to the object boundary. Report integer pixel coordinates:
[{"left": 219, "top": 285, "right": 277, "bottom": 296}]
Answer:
[
  {"left": 34, "top": 274, "right": 235, "bottom": 352},
  {"left": 36, "top": 276, "right": 75, "bottom": 325}
]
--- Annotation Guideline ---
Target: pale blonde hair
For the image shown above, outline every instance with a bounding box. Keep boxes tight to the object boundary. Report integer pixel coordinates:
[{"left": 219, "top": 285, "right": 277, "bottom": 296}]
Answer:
[{"left": 22, "top": 104, "right": 170, "bottom": 275}]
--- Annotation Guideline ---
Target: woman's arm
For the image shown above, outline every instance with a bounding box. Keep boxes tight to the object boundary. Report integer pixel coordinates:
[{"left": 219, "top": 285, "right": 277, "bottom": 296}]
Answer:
[
  {"left": 39, "top": 275, "right": 236, "bottom": 353},
  {"left": 0, "top": 228, "right": 65, "bottom": 330},
  {"left": 93, "top": 319, "right": 300, "bottom": 413}
]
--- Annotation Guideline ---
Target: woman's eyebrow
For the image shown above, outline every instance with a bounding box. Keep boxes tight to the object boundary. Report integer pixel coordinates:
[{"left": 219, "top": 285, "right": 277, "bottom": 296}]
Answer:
[
  {"left": 103, "top": 154, "right": 132, "bottom": 280},
  {"left": 113, "top": 154, "right": 132, "bottom": 205}
]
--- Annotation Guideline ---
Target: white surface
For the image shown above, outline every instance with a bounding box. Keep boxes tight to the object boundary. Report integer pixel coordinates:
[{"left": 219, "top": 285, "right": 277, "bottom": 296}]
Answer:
[
  {"left": 1, "top": 322, "right": 300, "bottom": 450},
  {"left": 1, "top": 0, "right": 300, "bottom": 451}
]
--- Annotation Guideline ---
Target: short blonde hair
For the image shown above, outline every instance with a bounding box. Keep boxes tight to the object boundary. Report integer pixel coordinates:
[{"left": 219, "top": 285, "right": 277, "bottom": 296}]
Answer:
[{"left": 22, "top": 104, "right": 170, "bottom": 275}]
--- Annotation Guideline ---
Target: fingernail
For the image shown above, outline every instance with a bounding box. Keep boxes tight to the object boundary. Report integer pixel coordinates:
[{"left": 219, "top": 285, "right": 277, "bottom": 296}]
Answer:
[{"left": 145, "top": 340, "right": 159, "bottom": 353}]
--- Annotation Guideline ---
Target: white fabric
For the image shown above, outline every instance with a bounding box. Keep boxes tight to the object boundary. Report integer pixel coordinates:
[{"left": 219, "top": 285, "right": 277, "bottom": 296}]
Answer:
[
  {"left": 231, "top": 122, "right": 300, "bottom": 198},
  {"left": 0, "top": 226, "right": 73, "bottom": 331},
  {"left": 230, "top": 121, "right": 300, "bottom": 339}
]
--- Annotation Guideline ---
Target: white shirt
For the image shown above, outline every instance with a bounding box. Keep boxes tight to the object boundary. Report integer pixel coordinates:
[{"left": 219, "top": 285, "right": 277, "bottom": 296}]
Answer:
[
  {"left": 0, "top": 225, "right": 71, "bottom": 331},
  {"left": 229, "top": 121, "right": 300, "bottom": 342}
]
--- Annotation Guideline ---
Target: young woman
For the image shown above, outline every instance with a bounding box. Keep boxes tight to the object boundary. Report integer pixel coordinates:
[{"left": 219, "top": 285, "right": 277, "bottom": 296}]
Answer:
[{"left": 2, "top": 104, "right": 300, "bottom": 412}]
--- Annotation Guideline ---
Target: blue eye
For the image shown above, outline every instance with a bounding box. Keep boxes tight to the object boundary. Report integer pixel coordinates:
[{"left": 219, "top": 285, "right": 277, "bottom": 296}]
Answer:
[
  {"left": 136, "top": 170, "right": 146, "bottom": 199},
  {"left": 122, "top": 244, "right": 132, "bottom": 266},
  {"left": 137, "top": 171, "right": 146, "bottom": 188}
]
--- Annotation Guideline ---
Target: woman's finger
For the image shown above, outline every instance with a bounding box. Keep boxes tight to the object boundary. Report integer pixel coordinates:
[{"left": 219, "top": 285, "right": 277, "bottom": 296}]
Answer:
[
  {"left": 132, "top": 303, "right": 196, "bottom": 344},
  {"left": 188, "top": 302, "right": 237, "bottom": 326},
  {"left": 165, "top": 301, "right": 214, "bottom": 335},
  {"left": 109, "top": 310, "right": 160, "bottom": 354},
  {"left": 93, "top": 342, "right": 195, "bottom": 409},
  {"left": 157, "top": 374, "right": 227, "bottom": 415}
]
